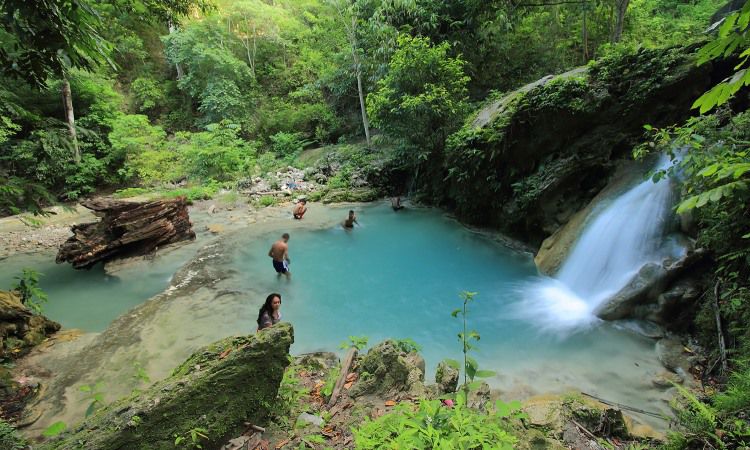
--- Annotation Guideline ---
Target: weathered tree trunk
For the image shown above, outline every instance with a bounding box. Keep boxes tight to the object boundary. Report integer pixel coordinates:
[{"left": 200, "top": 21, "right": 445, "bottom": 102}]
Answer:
[
  {"left": 169, "top": 22, "right": 185, "bottom": 79},
  {"left": 612, "top": 0, "right": 630, "bottom": 43},
  {"left": 57, "top": 197, "right": 195, "bottom": 269},
  {"left": 582, "top": 7, "right": 589, "bottom": 62},
  {"left": 61, "top": 78, "right": 80, "bottom": 163},
  {"left": 344, "top": 9, "right": 371, "bottom": 146}
]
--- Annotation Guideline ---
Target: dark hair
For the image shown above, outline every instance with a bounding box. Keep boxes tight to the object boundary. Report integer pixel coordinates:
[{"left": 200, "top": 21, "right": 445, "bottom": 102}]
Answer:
[
  {"left": 349, "top": 210, "right": 354, "bottom": 214},
  {"left": 257, "top": 293, "right": 281, "bottom": 328},
  {"left": 282, "top": 233, "right": 290, "bottom": 239}
]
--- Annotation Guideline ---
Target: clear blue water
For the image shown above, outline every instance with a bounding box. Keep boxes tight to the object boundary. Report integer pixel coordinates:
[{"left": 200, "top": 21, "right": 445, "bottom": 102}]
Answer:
[
  {"left": 0, "top": 248, "right": 195, "bottom": 331},
  {"left": 4, "top": 203, "right": 671, "bottom": 431},
  {"left": 220, "top": 204, "right": 667, "bottom": 420}
]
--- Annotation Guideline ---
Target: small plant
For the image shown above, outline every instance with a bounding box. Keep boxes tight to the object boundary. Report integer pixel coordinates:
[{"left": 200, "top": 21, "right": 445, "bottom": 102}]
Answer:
[
  {"left": 447, "top": 291, "right": 495, "bottom": 397},
  {"left": 339, "top": 335, "right": 368, "bottom": 351},
  {"left": 79, "top": 381, "right": 107, "bottom": 417},
  {"left": 352, "top": 395, "right": 520, "bottom": 449},
  {"left": 174, "top": 427, "right": 209, "bottom": 448},
  {"left": 394, "top": 338, "right": 422, "bottom": 354},
  {"left": 258, "top": 195, "right": 276, "bottom": 207},
  {"left": 271, "top": 365, "right": 309, "bottom": 424},
  {"left": 0, "top": 419, "right": 28, "bottom": 450},
  {"left": 12, "top": 268, "right": 48, "bottom": 314},
  {"left": 42, "top": 421, "right": 66, "bottom": 437},
  {"left": 321, "top": 366, "right": 340, "bottom": 401}
]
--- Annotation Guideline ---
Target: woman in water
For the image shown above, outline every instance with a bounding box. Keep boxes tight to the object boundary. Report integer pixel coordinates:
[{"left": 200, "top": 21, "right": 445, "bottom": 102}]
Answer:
[{"left": 257, "top": 293, "right": 282, "bottom": 331}]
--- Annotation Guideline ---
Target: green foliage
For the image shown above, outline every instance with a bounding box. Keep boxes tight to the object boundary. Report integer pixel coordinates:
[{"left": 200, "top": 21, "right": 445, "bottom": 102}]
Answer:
[
  {"left": 339, "top": 335, "right": 369, "bottom": 350},
  {"left": 714, "top": 361, "right": 750, "bottom": 414},
  {"left": 79, "top": 381, "right": 107, "bottom": 418},
  {"left": 367, "top": 34, "right": 470, "bottom": 152},
  {"left": 393, "top": 338, "right": 422, "bottom": 354},
  {"left": 692, "top": 1, "right": 750, "bottom": 113},
  {"left": 270, "top": 131, "right": 311, "bottom": 160},
  {"left": 0, "top": 419, "right": 27, "bottom": 450},
  {"left": 321, "top": 365, "right": 340, "bottom": 401},
  {"left": 352, "top": 395, "right": 519, "bottom": 449},
  {"left": 258, "top": 195, "right": 277, "bottom": 207},
  {"left": 452, "top": 291, "right": 495, "bottom": 396},
  {"left": 12, "top": 268, "right": 48, "bottom": 314},
  {"left": 42, "top": 421, "right": 67, "bottom": 438},
  {"left": 174, "top": 427, "right": 209, "bottom": 449},
  {"left": 271, "top": 365, "right": 310, "bottom": 424}
]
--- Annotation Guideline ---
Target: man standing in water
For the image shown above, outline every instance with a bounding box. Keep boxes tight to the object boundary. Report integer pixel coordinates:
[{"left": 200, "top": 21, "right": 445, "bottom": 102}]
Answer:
[
  {"left": 269, "top": 233, "right": 291, "bottom": 278},
  {"left": 293, "top": 199, "right": 307, "bottom": 219}
]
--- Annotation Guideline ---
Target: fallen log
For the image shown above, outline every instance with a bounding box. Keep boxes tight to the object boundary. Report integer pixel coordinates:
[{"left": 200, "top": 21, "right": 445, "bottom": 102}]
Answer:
[
  {"left": 56, "top": 197, "right": 195, "bottom": 269},
  {"left": 327, "top": 347, "right": 357, "bottom": 408}
]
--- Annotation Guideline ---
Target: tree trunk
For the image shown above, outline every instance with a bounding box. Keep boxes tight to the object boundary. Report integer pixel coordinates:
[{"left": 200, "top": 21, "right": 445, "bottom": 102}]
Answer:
[
  {"left": 349, "top": 15, "right": 371, "bottom": 146},
  {"left": 61, "top": 78, "right": 80, "bottom": 163},
  {"left": 582, "top": 6, "right": 589, "bottom": 62},
  {"left": 169, "top": 22, "right": 185, "bottom": 79},
  {"left": 612, "top": 0, "right": 630, "bottom": 43}
]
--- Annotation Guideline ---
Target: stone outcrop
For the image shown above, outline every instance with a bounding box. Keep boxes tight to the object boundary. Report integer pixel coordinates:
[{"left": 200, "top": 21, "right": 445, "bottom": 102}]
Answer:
[
  {"left": 349, "top": 340, "right": 427, "bottom": 399},
  {"left": 435, "top": 360, "right": 459, "bottom": 395},
  {"left": 40, "top": 323, "right": 294, "bottom": 450},
  {"left": 0, "top": 290, "right": 59, "bottom": 359},
  {"left": 594, "top": 249, "right": 708, "bottom": 322},
  {"left": 57, "top": 197, "right": 195, "bottom": 269},
  {"left": 432, "top": 45, "right": 716, "bottom": 246}
]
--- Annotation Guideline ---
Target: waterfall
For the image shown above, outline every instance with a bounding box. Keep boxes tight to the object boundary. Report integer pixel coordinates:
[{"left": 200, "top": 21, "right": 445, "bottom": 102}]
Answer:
[{"left": 516, "top": 156, "right": 683, "bottom": 332}]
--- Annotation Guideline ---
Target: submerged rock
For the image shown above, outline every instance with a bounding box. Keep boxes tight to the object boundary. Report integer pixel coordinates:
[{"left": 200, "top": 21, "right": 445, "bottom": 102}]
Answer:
[
  {"left": 40, "top": 323, "right": 294, "bottom": 450},
  {"left": 349, "top": 340, "right": 426, "bottom": 399},
  {"left": 595, "top": 263, "right": 669, "bottom": 320}
]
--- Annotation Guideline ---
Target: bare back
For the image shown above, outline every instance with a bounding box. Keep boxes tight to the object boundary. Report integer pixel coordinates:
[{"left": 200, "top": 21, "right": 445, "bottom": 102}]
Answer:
[{"left": 269, "top": 240, "right": 288, "bottom": 262}]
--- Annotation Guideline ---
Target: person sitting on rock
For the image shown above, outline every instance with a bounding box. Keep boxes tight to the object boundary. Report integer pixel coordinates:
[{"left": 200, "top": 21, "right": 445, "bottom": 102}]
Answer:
[
  {"left": 257, "top": 293, "right": 282, "bottom": 331},
  {"left": 293, "top": 199, "right": 307, "bottom": 219}
]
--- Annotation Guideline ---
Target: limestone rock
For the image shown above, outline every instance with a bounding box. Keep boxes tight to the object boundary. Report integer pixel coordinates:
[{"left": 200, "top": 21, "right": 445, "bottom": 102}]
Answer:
[
  {"left": 652, "top": 371, "right": 684, "bottom": 388},
  {"left": 349, "top": 340, "right": 426, "bottom": 399},
  {"left": 297, "top": 412, "right": 324, "bottom": 428},
  {"left": 40, "top": 323, "right": 294, "bottom": 450},
  {"left": 595, "top": 263, "right": 669, "bottom": 320},
  {"left": 435, "top": 360, "right": 459, "bottom": 395},
  {"left": 655, "top": 337, "right": 693, "bottom": 376},
  {"left": 466, "top": 381, "right": 491, "bottom": 410}
]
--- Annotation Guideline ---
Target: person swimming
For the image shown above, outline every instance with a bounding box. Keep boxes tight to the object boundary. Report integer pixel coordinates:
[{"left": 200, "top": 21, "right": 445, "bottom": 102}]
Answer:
[
  {"left": 342, "top": 210, "right": 358, "bottom": 229},
  {"left": 391, "top": 196, "right": 404, "bottom": 211}
]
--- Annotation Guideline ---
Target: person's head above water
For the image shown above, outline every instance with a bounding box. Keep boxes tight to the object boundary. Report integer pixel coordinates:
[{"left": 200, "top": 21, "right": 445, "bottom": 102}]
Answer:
[
  {"left": 282, "top": 233, "right": 289, "bottom": 242},
  {"left": 348, "top": 210, "right": 354, "bottom": 217},
  {"left": 257, "top": 293, "right": 282, "bottom": 327}
]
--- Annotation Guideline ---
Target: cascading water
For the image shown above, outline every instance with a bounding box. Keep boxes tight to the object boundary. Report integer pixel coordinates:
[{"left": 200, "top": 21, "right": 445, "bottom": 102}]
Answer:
[{"left": 517, "top": 156, "right": 685, "bottom": 332}]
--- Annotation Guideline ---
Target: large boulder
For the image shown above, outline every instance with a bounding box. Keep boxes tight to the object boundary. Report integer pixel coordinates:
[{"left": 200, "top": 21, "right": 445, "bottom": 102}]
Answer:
[
  {"left": 425, "top": 45, "right": 716, "bottom": 246},
  {"left": 349, "top": 340, "right": 427, "bottom": 399},
  {"left": 40, "top": 323, "right": 294, "bottom": 450},
  {"left": 435, "top": 360, "right": 459, "bottom": 395},
  {"left": 594, "top": 249, "right": 708, "bottom": 321}
]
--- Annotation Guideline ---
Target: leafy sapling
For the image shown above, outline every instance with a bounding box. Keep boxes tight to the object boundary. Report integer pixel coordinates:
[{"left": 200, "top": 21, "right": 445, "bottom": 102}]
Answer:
[{"left": 447, "top": 291, "right": 495, "bottom": 398}]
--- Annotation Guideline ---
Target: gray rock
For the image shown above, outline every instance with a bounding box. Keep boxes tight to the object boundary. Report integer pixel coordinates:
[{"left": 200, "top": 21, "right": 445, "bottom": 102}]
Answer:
[
  {"left": 466, "top": 382, "right": 491, "bottom": 410},
  {"left": 435, "top": 360, "right": 459, "bottom": 394},
  {"left": 652, "top": 371, "right": 684, "bottom": 388},
  {"left": 297, "top": 412, "right": 324, "bottom": 428},
  {"left": 595, "top": 263, "right": 669, "bottom": 320},
  {"left": 349, "top": 340, "right": 426, "bottom": 399},
  {"left": 655, "top": 337, "right": 692, "bottom": 377}
]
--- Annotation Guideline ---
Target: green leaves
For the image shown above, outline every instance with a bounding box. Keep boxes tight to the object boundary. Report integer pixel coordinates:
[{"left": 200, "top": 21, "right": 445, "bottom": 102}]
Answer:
[
  {"left": 42, "top": 421, "right": 67, "bottom": 437},
  {"left": 693, "top": 1, "right": 750, "bottom": 113}
]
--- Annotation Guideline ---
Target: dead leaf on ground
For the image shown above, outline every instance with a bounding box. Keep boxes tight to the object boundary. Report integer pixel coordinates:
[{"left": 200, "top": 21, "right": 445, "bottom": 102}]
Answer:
[
  {"left": 219, "top": 348, "right": 232, "bottom": 359},
  {"left": 343, "top": 381, "right": 353, "bottom": 390},
  {"left": 274, "top": 438, "right": 289, "bottom": 449},
  {"left": 384, "top": 400, "right": 396, "bottom": 407},
  {"left": 345, "top": 372, "right": 357, "bottom": 382}
]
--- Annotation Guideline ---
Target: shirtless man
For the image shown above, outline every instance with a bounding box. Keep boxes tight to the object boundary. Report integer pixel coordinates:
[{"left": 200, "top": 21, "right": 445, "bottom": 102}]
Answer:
[
  {"left": 293, "top": 199, "right": 307, "bottom": 220},
  {"left": 268, "top": 233, "right": 291, "bottom": 277},
  {"left": 342, "top": 210, "right": 358, "bottom": 229}
]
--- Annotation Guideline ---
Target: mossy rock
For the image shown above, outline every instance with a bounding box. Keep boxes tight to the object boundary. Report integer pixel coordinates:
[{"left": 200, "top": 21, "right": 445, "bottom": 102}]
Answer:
[
  {"left": 423, "top": 44, "right": 717, "bottom": 246},
  {"left": 0, "top": 290, "right": 60, "bottom": 359},
  {"left": 40, "top": 323, "right": 294, "bottom": 450},
  {"left": 320, "top": 188, "right": 380, "bottom": 203},
  {"left": 350, "top": 339, "right": 426, "bottom": 399}
]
